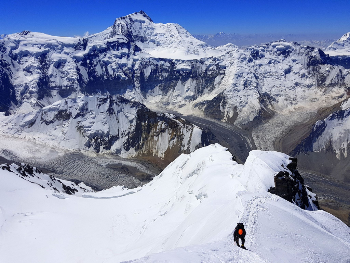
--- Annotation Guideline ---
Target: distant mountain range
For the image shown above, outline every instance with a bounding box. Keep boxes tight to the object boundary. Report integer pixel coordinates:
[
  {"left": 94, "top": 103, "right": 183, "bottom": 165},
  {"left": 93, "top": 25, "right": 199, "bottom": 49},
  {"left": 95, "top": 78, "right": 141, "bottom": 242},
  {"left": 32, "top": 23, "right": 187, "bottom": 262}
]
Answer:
[{"left": 194, "top": 32, "right": 338, "bottom": 48}]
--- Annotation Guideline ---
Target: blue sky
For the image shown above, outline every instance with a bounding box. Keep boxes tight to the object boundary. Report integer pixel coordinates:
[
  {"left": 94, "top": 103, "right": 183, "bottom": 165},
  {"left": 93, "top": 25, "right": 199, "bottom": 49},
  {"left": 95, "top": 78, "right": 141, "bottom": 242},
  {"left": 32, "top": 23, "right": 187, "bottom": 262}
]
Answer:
[{"left": 1, "top": 0, "right": 349, "bottom": 37}]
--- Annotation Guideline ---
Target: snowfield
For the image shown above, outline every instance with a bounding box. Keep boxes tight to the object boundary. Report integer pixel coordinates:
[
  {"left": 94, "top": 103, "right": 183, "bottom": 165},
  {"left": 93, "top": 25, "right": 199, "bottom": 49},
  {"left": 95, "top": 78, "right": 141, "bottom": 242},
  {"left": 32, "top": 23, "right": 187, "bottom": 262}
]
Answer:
[{"left": 0, "top": 144, "right": 349, "bottom": 263}]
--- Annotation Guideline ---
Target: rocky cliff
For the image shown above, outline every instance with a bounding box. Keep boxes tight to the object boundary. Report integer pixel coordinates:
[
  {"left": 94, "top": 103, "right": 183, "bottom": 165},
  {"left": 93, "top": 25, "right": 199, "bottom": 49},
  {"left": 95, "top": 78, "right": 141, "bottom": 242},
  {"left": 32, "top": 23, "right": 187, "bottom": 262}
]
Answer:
[{"left": 1, "top": 95, "right": 212, "bottom": 163}]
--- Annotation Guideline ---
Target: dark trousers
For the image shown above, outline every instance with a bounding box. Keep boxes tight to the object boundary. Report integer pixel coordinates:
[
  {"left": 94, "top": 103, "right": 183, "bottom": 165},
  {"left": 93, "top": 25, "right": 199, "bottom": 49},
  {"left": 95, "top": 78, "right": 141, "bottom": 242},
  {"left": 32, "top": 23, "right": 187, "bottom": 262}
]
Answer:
[{"left": 235, "top": 236, "right": 245, "bottom": 246}]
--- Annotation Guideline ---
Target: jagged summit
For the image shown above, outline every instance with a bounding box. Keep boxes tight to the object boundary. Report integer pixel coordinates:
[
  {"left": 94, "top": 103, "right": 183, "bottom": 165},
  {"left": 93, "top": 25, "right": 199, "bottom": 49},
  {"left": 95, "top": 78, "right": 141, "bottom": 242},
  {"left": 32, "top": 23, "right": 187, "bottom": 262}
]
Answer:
[
  {"left": 84, "top": 10, "right": 229, "bottom": 59},
  {"left": 115, "top": 10, "right": 153, "bottom": 23},
  {"left": 1, "top": 11, "right": 233, "bottom": 61}
]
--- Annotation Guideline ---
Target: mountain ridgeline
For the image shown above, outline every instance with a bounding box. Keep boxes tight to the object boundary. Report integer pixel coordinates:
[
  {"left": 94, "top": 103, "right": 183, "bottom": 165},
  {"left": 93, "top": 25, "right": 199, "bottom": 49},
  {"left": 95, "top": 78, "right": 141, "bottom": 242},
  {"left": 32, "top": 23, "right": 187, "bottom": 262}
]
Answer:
[{"left": 1, "top": 11, "right": 349, "bottom": 126}]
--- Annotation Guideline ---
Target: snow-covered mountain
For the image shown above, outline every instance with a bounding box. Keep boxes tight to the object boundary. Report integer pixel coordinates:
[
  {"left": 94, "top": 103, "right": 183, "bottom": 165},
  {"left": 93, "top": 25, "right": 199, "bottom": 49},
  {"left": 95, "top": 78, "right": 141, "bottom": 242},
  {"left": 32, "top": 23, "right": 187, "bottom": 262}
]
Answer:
[
  {"left": 1, "top": 11, "right": 348, "bottom": 129},
  {"left": 295, "top": 98, "right": 350, "bottom": 159},
  {"left": 88, "top": 10, "right": 228, "bottom": 59},
  {"left": 1, "top": 12, "right": 350, "bottom": 261},
  {"left": 0, "top": 145, "right": 348, "bottom": 263},
  {"left": 325, "top": 32, "right": 350, "bottom": 56},
  {"left": 0, "top": 94, "right": 210, "bottom": 161},
  {"left": 0, "top": 11, "right": 232, "bottom": 111}
]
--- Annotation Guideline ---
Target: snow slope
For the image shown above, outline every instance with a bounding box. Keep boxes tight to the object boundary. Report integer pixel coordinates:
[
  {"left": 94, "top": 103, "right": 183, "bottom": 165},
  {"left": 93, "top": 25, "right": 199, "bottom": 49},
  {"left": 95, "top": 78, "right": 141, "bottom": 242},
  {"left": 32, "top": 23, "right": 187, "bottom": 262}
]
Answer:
[
  {"left": 0, "top": 163, "right": 92, "bottom": 195},
  {"left": 325, "top": 32, "right": 350, "bottom": 56},
  {"left": 0, "top": 144, "right": 349, "bottom": 263}
]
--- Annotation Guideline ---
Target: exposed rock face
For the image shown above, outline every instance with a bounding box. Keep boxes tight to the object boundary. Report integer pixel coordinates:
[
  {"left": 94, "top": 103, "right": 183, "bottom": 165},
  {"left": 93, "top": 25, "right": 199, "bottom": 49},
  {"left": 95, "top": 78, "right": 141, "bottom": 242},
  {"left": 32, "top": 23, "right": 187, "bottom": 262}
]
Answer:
[
  {"left": 0, "top": 163, "right": 92, "bottom": 195},
  {"left": 269, "top": 157, "right": 319, "bottom": 210},
  {"left": 0, "top": 54, "right": 17, "bottom": 113},
  {"left": 1, "top": 95, "right": 213, "bottom": 161},
  {"left": 293, "top": 102, "right": 350, "bottom": 159}
]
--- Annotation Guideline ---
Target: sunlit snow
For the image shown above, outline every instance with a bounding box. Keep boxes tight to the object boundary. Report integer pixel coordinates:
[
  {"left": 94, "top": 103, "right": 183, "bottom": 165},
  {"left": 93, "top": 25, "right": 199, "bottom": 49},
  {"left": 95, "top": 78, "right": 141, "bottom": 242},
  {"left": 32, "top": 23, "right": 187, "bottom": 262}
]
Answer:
[{"left": 0, "top": 144, "right": 349, "bottom": 263}]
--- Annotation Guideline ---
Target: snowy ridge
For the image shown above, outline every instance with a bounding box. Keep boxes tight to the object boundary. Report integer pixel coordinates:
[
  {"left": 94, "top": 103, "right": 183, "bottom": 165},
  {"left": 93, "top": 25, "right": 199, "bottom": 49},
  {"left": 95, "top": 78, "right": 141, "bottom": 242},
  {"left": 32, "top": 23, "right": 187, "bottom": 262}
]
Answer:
[
  {"left": 0, "top": 163, "right": 92, "bottom": 195},
  {"left": 0, "top": 144, "right": 349, "bottom": 263},
  {"left": 325, "top": 32, "right": 350, "bottom": 56},
  {"left": 0, "top": 95, "right": 206, "bottom": 159}
]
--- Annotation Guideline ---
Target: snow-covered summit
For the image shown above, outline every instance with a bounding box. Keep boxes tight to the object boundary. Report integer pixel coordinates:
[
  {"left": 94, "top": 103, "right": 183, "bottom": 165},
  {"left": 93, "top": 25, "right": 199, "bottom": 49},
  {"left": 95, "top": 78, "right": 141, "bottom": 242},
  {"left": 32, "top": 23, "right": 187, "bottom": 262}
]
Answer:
[
  {"left": 325, "top": 32, "right": 350, "bottom": 56},
  {"left": 119, "top": 10, "right": 154, "bottom": 23},
  {"left": 339, "top": 32, "right": 350, "bottom": 42},
  {"left": 87, "top": 11, "right": 231, "bottom": 59}
]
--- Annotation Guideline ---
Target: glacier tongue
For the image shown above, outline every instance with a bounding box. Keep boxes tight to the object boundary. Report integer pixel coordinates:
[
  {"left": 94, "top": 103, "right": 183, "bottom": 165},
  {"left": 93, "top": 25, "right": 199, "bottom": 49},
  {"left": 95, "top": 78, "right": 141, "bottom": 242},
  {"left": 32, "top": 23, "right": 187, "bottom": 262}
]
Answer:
[{"left": 0, "top": 144, "right": 349, "bottom": 263}]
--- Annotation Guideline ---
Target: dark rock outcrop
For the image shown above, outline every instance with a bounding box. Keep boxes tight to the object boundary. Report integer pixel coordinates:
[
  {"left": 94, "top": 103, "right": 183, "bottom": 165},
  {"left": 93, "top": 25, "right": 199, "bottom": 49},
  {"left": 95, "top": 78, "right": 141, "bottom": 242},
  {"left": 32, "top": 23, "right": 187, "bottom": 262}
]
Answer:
[{"left": 269, "top": 157, "right": 320, "bottom": 210}]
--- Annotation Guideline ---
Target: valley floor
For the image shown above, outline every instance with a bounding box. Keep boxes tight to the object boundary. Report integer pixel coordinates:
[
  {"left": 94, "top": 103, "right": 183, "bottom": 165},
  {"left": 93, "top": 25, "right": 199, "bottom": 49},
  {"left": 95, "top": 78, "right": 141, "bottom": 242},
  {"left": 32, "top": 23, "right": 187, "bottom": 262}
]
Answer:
[{"left": 301, "top": 170, "right": 350, "bottom": 226}]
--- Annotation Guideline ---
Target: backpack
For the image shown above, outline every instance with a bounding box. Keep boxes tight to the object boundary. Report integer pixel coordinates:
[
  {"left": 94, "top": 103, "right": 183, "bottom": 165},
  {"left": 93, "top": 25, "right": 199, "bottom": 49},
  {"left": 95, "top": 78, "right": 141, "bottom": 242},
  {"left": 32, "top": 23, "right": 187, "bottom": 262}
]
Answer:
[{"left": 236, "top": 223, "right": 244, "bottom": 236}]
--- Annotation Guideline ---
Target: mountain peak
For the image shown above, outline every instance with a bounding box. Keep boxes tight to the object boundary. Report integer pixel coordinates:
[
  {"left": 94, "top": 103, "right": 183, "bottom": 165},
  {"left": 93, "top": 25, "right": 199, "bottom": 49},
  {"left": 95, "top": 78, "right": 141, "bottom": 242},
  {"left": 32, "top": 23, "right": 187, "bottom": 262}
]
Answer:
[
  {"left": 116, "top": 10, "right": 153, "bottom": 23},
  {"left": 339, "top": 32, "right": 350, "bottom": 42},
  {"left": 325, "top": 32, "right": 350, "bottom": 56}
]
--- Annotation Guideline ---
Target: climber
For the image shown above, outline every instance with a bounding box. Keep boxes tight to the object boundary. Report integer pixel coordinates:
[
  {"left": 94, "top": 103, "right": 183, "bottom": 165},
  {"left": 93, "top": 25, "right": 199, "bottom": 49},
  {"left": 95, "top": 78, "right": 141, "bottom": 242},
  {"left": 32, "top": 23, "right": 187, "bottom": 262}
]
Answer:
[{"left": 233, "top": 223, "right": 246, "bottom": 249}]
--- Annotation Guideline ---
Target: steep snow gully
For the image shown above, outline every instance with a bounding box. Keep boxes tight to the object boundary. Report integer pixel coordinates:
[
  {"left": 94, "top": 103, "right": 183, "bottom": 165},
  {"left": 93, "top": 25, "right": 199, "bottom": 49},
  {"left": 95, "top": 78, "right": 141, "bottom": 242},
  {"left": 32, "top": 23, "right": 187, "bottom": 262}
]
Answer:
[{"left": 0, "top": 144, "right": 349, "bottom": 263}]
